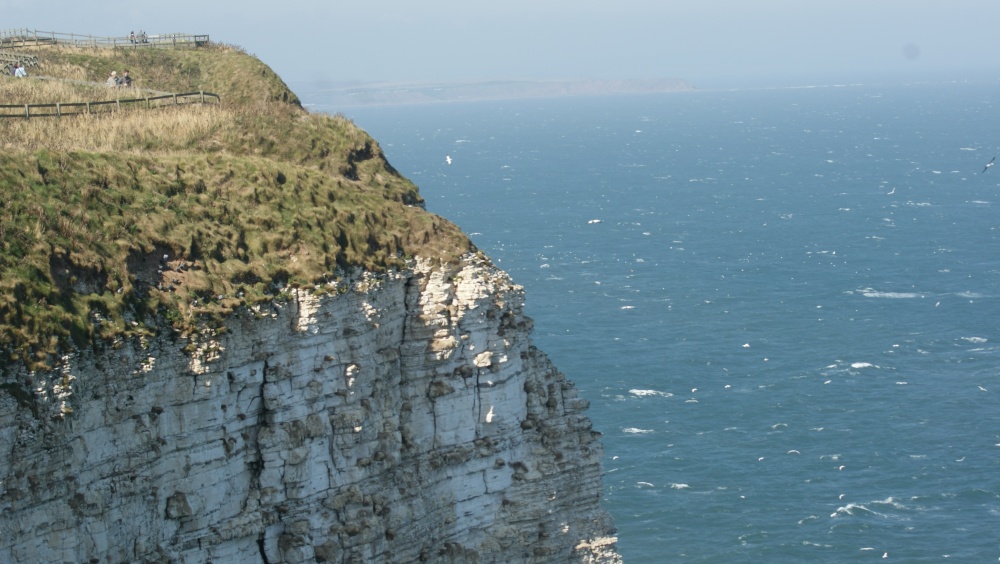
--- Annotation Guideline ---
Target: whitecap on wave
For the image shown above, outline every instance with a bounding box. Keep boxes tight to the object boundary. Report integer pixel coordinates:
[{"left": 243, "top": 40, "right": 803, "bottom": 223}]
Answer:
[
  {"left": 962, "top": 336, "right": 988, "bottom": 344},
  {"left": 630, "top": 389, "right": 673, "bottom": 398},
  {"left": 831, "top": 502, "right": 869, "bottom": 518},
  {"left": 873, "top": 496, "right": 906, "bottom": 509},
  {"left": 857, "top": 287, "right": 923, "bottom": 299},
  {"left": 670, "top": 483, "right": 690, "bottom": 490},
  {"left": 830, "top": 497, "right": 907, "bottom": 519},
  {"left": 623, "top": 427, "right": 654, "bottom": 434},
  {"left": 822, "top": 360, "right": 883, "bottom": 376}
]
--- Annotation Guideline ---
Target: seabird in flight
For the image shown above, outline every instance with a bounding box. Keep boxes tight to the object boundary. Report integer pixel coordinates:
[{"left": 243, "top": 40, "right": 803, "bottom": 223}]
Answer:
[{"left": 982, "top": 156, "right": 995, "bottom": 173}]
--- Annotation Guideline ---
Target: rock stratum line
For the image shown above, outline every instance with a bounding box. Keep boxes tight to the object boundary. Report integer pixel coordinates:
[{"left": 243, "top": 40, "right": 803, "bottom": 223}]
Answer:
[{"left": 0, "top": 255, "right": 619, "bottom": 563}]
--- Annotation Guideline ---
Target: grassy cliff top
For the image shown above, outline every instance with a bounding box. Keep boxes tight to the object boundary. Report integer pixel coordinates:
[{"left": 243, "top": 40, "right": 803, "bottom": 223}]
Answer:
[{"left": 0, "top": 41, "right": 473, "bottom": 371}]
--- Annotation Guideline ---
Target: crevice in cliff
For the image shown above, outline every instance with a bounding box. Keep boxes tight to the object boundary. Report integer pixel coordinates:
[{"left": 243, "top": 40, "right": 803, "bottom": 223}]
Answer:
[
  {"left": 247, "top": 357, "right": 271, "bottom": 511},
  {"left": 399, "top": 273, "right": 417, "bottom": 346},
  {"left": 257, "top": 532, "right": 270, "bottom": 564},
  {"left": 474, "top": 370, "right": 484, "bottom": 440},
  {"left": 429, "top": 396, "right": 439, "bottom": 449}
]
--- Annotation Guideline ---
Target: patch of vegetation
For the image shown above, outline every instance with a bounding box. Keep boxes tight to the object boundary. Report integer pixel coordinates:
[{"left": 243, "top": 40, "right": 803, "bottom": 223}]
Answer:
[
  {"left": 0, "top": 41, "right": 473, "bottom": 371},
  {"left": 27, "top": 43, "right": 298, "bottom": 105}
]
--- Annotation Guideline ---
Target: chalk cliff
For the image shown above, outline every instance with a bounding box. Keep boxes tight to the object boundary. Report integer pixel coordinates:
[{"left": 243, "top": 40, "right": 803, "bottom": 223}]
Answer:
[{"left": 0, "top": 255, "right": 619, "bottom": 562}]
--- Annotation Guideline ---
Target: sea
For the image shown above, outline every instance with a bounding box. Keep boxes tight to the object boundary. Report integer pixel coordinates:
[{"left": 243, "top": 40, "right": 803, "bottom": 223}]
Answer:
[{"left": 301, "top": 79, "right": 1000, "bottom": 562}]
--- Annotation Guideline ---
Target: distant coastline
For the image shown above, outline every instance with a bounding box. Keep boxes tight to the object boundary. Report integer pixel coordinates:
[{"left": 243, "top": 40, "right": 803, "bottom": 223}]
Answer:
[{"left": 295, "top": 78, "right": 696, "bottom": 107}]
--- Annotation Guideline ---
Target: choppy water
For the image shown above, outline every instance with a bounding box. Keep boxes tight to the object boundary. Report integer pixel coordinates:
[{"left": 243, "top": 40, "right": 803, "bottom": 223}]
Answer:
[{"left": 305, "top": 80, "right": 1000, "bottom": 562}]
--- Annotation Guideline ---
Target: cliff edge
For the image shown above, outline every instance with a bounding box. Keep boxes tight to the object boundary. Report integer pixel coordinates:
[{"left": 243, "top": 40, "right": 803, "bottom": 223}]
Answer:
[{"left": 0, "top": 37, "right": 619, "bottom": 562}]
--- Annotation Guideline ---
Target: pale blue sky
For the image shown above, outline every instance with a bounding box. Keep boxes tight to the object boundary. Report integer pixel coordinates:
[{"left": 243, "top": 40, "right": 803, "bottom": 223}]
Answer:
[{"left": 4, "top": 1, "right": 999, "bottom": 88}]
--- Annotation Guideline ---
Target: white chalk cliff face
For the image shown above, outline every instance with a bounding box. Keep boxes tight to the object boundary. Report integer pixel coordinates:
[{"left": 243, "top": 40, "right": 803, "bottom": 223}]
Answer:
[{"left": 0, "top": 254, "right": 619, "bottom": 563}]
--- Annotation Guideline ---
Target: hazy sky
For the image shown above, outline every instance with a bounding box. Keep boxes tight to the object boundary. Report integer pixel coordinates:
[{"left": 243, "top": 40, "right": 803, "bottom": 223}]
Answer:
[{"left": 5, "top": 1, "right": 999, "bottom": 88}]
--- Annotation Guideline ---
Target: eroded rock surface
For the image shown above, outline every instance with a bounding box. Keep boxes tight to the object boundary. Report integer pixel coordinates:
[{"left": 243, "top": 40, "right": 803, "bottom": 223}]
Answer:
[{"left": 0, "top": 255, "right": 619, "bottom": 563}]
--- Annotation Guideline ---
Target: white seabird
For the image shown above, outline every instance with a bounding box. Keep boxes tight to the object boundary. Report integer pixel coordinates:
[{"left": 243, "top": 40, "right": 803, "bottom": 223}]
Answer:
[
  {"left": 445, "top": 155, "right": 452, "bottom": 165},
  {"left": 982, "top": 155, "right": 995, "bottom": 173}
]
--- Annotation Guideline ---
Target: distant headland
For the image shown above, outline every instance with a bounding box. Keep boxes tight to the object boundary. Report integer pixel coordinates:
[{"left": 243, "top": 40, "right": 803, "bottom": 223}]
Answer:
[{"left": 298, "top": 78, "right": 696, "bottom": 107}]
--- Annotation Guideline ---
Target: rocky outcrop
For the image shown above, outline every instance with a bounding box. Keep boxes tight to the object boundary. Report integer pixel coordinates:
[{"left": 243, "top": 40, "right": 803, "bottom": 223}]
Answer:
[{"left": 0, "top": 254, "right": 618, "bottom": 563}]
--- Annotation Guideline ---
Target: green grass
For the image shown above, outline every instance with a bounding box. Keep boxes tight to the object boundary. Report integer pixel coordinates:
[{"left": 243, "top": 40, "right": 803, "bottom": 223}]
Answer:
[{"left": 0, "top": 42, "right": 473, "bottom": 372}]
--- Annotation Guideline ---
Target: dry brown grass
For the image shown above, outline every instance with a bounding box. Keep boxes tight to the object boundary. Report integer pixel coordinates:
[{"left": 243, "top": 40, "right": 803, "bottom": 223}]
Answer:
[
  {"left": 0, "top": 101, "right": 227, "bottom": 153},
  {"left": 23, "top": 46, "right": 91, "bottom": 81},
  {"left": 0, "top": 77, "right": 115, "bottom": 104}
]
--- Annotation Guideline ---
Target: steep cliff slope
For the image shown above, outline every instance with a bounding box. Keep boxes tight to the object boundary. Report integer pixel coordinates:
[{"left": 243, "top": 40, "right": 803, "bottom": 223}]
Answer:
[{"left": 0, "top": 41, "right": 619, "bottom": 562}]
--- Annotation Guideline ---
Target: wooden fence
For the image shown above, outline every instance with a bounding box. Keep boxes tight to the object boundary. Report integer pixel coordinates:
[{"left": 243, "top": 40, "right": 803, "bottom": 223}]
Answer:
[
  {"left": 0, "top": 29, "right": 209, "bottom": 49},
  {"left": 0, "top": 91, "right": 221, "bottom": 119}
]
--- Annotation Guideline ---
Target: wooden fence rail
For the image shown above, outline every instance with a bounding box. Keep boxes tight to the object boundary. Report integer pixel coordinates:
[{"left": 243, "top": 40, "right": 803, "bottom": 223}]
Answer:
[
  {"left": 0, "top": 91, "right": 220, "bottom": 119},
  {"left": 0, "top": 29, "right": 209, "bottom": 49}
]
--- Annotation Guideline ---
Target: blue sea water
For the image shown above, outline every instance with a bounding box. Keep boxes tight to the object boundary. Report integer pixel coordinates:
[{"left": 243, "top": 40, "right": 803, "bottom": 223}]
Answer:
[{"left": 305, "top": 80, "right": 1000, "bottom": 562}]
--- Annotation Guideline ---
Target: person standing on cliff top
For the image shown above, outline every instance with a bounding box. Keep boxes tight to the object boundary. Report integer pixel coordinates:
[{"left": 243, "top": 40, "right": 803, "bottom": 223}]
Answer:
[
  {"left": 13, "top": 63, "right": 27, "bottom": 78},
  {"left": 106, "top": 71, "right": 119, "bottom": 87},
  {"left": 121, "top": 70, "right": 133, "bottom": 88}
]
